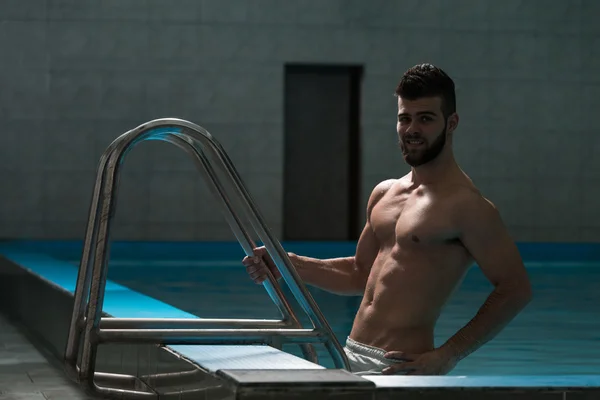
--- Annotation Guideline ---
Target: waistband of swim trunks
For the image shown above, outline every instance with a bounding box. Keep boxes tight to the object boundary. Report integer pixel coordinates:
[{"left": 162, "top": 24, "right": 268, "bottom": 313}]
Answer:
[{"left": 345, "top": 337, "right": 388, "bottom": 359}]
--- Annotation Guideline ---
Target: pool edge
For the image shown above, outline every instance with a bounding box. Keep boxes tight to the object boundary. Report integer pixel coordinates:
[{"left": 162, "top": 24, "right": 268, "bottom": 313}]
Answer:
[{"left": 0, "top": 254, "right": 229, "bottom": 396}]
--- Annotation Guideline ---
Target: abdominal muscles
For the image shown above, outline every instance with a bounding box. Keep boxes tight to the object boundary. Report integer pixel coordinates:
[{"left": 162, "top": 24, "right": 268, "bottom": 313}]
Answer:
[{"left": 350, "top": 244, "right": 471, "bottom": 353}]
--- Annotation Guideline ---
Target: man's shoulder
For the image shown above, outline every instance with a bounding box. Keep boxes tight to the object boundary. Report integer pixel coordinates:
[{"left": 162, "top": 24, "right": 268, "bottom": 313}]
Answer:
[
  {"left": 366, "top": 178, "right": 398, "bottom": 212},
  {"left": 447, "top": 183, "right": 499, "bottom": 224},
  {"left": 372, "top": 178, "right": 398, "bottom": 195},
  {"left": 372, "top": 173, "right": 415, "bottom": 193}
]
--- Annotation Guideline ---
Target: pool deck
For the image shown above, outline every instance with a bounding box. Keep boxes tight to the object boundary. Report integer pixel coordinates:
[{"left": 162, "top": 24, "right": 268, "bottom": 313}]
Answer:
[{"left": 0, "top": 313, "right": 94, "bottom": 400}]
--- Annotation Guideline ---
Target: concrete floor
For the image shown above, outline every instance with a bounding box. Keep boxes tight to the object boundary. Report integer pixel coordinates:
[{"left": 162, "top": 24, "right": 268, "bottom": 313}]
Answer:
[{"left": 0, "top": 314, "right": 95, "bottom": 400}]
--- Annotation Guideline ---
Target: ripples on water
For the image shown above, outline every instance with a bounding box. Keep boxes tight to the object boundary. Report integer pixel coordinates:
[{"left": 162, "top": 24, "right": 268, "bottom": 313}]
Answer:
[{"left": 107, "top": 262, "right": 600, "bottom": 376}]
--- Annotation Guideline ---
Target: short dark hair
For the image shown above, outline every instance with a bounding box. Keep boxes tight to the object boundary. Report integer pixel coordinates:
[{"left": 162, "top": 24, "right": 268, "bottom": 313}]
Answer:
[{"left": 394, "top": 63, "right": 456, "bottom": 118}]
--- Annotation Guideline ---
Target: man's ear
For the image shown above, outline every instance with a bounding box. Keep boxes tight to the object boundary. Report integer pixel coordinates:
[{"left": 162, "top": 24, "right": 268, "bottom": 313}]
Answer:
[{"left": 447, "top": 113, "right": 459, "bottom": 133}]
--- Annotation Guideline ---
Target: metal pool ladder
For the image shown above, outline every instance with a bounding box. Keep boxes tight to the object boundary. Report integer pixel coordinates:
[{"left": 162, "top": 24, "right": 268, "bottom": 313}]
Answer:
[{"left": 63, "top": 118, "right": 350, "bottom": 398}]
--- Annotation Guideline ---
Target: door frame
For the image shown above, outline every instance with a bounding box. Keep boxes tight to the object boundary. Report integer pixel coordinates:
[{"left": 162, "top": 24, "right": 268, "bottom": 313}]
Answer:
[{"left": 282, "top": 63, "right": 364, "bottom": 241}]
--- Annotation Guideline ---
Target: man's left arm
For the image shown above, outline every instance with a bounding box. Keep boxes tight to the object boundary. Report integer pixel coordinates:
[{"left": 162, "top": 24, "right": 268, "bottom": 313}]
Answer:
[{"left": 438, "top": 194, "right": 533, "bottom": 363}]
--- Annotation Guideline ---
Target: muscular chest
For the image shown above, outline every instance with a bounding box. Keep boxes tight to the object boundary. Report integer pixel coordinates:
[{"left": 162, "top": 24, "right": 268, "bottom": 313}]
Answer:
[{"left": 370, "top": 191, "right": 459, "bottom": 246}]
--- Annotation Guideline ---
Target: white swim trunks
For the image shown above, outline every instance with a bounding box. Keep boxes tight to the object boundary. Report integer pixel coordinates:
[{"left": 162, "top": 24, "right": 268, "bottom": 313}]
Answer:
[{"left": 343, "top": 337, "right": 406, "bottom": 375}]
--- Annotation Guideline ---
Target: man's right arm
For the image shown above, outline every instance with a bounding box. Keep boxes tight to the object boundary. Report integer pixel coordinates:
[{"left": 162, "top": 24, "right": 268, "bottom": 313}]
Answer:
[
  {"left": 288, "top": 224, "right": 375, "bottom": 295},
  {"left": 283, "top": 180, "right": 393, "bottom": 296}
]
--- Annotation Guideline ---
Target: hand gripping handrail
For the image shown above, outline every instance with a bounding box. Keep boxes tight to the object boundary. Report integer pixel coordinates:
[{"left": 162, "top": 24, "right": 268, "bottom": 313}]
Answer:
[{"left": 63, "top": 118, "right": 350, "bottom": 398}]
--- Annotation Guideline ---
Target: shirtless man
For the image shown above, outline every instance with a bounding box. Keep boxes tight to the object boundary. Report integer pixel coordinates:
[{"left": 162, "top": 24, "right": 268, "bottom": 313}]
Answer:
[{"left": 242, "top": 63, "right": 532, "bottom": 376}]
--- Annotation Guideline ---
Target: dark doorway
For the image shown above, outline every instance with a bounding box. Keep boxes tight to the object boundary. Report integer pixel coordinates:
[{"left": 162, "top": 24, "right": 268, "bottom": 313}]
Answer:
[{"left": 283, "top": 64, "right": 363, "bottom": 241}]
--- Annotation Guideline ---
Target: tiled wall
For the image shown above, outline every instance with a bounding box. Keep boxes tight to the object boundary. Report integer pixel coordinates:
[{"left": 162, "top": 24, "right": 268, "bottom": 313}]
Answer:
[{"left": 0, "top": 0, "right": 597, "bottom": 242}]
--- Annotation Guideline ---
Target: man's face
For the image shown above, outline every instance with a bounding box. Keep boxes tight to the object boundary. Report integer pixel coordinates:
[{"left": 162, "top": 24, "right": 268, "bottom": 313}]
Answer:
[{"left": 396, "top": 96, "right": 450, "bottom": 167}]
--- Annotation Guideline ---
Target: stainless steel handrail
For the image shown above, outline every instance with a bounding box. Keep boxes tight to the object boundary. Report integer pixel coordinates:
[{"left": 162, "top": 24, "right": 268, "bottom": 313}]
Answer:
[{"left": 63, "top": 118, "right": 350, "bottom": 399}]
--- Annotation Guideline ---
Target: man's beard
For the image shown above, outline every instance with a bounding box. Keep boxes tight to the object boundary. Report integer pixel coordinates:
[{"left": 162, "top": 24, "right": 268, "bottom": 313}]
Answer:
[{"left": 399, "top": 124, "right": 447, "bottom": 167}]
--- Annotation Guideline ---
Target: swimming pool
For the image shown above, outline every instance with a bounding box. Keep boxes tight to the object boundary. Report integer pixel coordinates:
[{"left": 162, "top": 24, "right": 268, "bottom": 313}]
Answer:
[{"left": 24, "top": 239, "right": 600, "bottom": 377}]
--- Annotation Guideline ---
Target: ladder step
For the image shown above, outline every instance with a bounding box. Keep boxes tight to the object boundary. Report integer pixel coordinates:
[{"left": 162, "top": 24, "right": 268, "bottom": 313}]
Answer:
[
  {"left": 96, "top": 328, "right": 325, "bottom": 345},
  {"left": 98, "top": 317, "right": 289, "bottom": 329}
]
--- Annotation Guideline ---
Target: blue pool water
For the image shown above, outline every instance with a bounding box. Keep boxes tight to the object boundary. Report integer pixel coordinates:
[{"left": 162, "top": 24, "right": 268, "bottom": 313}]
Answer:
[{"left": 7, "top": 241, "right": 600, "bottom": 376}]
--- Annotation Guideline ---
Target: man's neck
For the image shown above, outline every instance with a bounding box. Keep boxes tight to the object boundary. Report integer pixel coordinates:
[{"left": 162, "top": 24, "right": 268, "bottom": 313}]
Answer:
[{"left": 409, "top": 152, "right": 460, "bottom": 186}]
